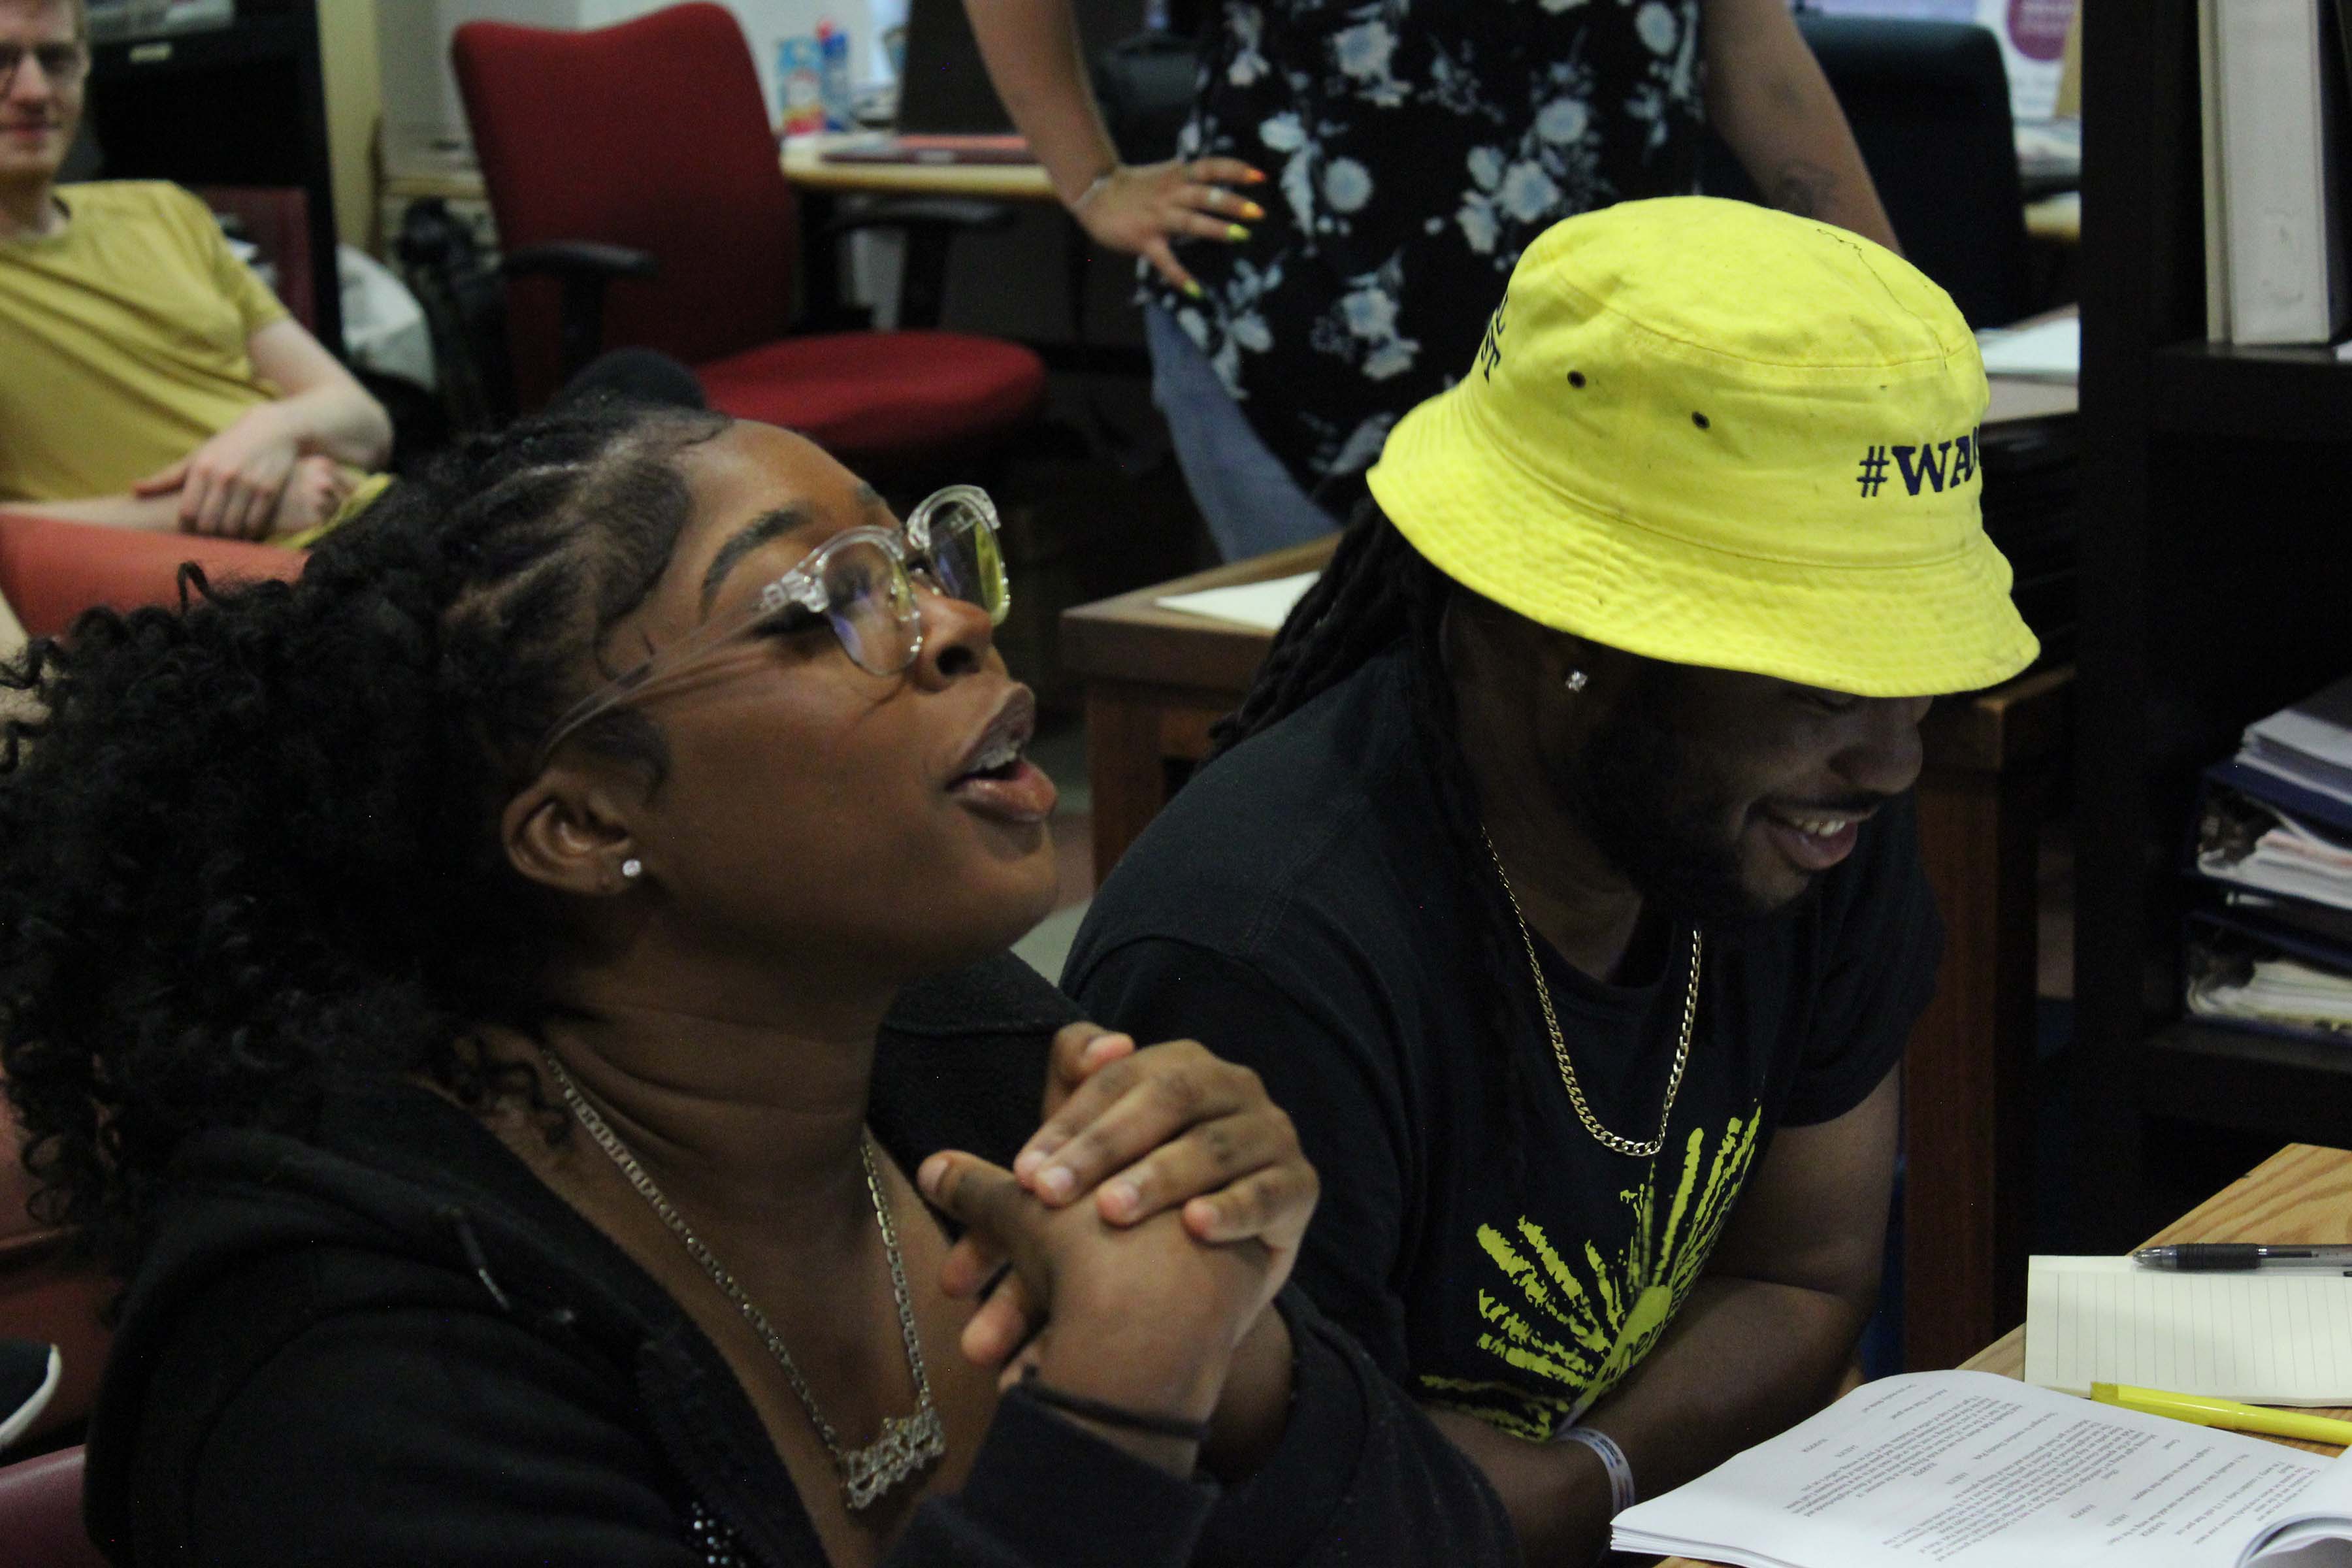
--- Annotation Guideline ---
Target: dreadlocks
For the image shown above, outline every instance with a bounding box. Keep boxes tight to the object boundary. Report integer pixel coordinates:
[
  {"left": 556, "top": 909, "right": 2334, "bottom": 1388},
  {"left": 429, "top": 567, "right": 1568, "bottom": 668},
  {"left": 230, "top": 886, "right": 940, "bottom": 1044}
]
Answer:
[
  {"left": 1211, "top": 502, "right": 1560, "bottom": 1175},
  {"left": 0, "top": 400, "right": 728, "bottom": 1278}
]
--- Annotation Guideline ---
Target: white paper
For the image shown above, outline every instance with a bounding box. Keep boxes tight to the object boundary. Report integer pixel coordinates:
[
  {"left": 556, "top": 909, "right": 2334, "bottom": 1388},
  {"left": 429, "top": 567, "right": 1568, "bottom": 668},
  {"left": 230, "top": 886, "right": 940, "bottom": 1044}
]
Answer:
[
  {"left": 2025, "top": 1256, "right": 2352, "bottom": 1405},
  {"left": 1153, "top": 572, "right": 1319, "bottom": 632},
  {"left": 1611, "top": 1371, "right": 2335, "bottom": 1568},
  {"left": 1976, "top": 316, "right": 2082, "bottom": 381}
]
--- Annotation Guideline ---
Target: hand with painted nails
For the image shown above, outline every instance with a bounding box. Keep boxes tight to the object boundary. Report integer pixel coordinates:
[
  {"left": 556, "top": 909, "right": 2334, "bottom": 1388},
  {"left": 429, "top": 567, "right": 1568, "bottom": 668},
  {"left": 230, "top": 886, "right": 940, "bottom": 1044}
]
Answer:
[
  {"left": 917, "top": 1145, "right": 1282, "bottom": 1474},
  {"left": 1066, "top": 157, "right": 1268, "bottom": 299},
  {"left": 936, "top": 1022, "right": 1318, "bottom": 1373}
]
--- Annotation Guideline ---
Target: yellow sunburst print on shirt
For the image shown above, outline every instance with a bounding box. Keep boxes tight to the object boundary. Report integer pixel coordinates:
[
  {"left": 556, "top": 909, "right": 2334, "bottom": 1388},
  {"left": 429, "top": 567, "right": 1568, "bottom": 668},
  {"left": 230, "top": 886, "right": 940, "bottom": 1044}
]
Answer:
[{"left": 1419, "top": 1109, "right": 1761, "bottom": 1440}]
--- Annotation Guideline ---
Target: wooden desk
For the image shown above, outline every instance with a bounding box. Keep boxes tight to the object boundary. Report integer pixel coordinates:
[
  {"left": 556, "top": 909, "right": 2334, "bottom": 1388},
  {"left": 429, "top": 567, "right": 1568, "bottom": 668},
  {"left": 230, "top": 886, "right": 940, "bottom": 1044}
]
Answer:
[
  {"left": 385, "top": 135, "right": 1060, "bottom": 214},
  {"left": 780, "top": 134, "right": 1056, "bottom": 203},
  {"left": 1060, "top": 410, "right": 2078, "bottom": 1371},
  {"left": 1658, "top": 1141, "right": 2352, "bottom": 1566}
]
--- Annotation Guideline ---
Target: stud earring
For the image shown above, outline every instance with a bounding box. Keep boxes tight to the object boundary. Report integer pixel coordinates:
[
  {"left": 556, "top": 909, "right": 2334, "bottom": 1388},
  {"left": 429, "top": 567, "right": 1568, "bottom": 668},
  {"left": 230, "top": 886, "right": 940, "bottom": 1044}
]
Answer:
[
  {"left": 619, "top": 857, "right": 643, "bottom": 881},
  {"left": 1563, "top": 670, "right": 1589, "bottom": 694}
]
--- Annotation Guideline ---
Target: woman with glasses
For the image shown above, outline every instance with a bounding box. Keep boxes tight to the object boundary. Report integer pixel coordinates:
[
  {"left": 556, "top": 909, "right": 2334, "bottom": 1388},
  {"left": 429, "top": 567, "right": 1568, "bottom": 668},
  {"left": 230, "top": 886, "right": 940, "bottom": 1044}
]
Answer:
[{"left": 0, "top": 404, "right": 1512, "bottom": 1565}]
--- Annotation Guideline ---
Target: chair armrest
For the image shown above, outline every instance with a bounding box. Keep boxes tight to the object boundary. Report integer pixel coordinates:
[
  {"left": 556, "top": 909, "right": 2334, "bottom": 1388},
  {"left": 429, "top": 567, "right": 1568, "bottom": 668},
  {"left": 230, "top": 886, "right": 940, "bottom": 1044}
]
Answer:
[
  {"left": 0, "top": 515, "right": 304, "bottom": 640},
  {"left": 820, "top": 198, "right": 1018, "bottom": 240},
  {"left": 498, "top": 242, "right": 661, "bottom": 281},
  {"left": 498, "top": 244, "right": 661, "bottom": 384},
  {"left": 823, "top": 200, "right": 1019, "bottom": 331}
]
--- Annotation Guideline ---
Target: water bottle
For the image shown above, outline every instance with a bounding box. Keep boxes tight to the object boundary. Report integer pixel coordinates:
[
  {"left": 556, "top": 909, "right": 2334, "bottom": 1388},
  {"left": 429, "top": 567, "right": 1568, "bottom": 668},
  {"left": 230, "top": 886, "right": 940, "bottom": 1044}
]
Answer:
[{"left": 817, "top": 22, "right": 855, "bottom": 133}]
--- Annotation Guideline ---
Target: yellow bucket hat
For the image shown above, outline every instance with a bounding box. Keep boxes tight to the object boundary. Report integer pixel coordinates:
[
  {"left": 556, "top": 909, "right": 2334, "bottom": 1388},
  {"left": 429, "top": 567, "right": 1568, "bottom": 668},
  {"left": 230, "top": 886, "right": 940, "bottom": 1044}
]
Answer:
[{"left": 1366, "top": 196, "right": 2038, "bottom": 698}]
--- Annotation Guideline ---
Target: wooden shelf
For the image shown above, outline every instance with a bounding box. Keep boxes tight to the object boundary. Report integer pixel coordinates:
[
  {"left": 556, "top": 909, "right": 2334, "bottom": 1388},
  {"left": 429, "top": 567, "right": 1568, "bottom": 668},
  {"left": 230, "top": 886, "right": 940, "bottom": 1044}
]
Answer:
[
  {"left": 2151, "top": 340, "right": 2352, "bottom": 442},
  {"left": 2142, "top": 1020, "right": 2352, "bottom": 1141}
]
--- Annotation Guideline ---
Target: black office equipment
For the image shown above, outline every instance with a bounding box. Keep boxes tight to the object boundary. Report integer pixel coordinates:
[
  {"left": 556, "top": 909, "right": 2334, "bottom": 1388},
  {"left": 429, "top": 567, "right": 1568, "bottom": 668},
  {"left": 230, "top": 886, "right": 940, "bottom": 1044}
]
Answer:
[
  {"left": 1702, "top": 16, "right": 2030, "bottom": 331},
  {"left": 895, "top": 0, "right": 1149, "bottom": 137}
]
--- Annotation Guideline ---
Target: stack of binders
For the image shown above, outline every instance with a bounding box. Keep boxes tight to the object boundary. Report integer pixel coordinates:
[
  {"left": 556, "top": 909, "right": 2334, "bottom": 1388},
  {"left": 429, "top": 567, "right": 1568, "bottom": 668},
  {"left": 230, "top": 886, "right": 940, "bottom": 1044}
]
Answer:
[{"left": 2185, "top": 673, "right": 2352, "bottom": 1042}]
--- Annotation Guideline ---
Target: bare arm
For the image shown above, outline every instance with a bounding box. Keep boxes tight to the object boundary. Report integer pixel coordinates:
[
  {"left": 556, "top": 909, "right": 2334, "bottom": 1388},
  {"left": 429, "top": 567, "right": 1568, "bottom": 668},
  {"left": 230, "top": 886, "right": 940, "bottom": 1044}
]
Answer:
[
  {"left": 246, "top": 318, "right": 395, "bottom": 471},
  {"left": 133, "top": 319, "right": 391, "bottom": 539},
  {"left": 1704, "top": 0, "right": 1902, "bottom": 253},
  {"left": 960, "top": 0, "right": 1262, "bottom": 293},
  {"left": 1428, "top": 1068, "right": 1900, "bottom": 1563}
]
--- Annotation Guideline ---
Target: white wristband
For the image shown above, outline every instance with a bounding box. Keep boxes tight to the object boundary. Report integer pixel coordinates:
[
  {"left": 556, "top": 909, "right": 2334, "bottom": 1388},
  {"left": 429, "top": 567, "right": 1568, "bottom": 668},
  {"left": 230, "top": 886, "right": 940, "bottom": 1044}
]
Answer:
[{"left": 1557, "top": 1424, "right": 1637, "bottom": 1516}]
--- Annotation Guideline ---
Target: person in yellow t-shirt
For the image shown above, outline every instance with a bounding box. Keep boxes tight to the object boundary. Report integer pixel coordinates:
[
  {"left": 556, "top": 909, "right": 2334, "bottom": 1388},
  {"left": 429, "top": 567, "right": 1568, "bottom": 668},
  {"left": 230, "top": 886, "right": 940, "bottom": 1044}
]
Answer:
[{"left": 0, "top": 0, "right": 391, "bottom": 550}]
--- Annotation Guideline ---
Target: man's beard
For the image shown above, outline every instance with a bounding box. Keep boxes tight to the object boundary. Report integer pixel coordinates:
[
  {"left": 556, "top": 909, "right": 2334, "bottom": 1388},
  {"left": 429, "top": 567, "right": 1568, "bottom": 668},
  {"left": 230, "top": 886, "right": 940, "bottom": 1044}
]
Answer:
[{"left": 1569, "top": 686, "right": 1780, "bottom": 928}]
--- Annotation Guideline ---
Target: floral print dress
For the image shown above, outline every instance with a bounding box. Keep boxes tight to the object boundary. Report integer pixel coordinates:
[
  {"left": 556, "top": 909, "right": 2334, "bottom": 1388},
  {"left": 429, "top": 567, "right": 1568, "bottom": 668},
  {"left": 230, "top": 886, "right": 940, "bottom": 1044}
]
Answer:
[{"left": 1145, "top": 1, "right": 1708, "bottom": 494}]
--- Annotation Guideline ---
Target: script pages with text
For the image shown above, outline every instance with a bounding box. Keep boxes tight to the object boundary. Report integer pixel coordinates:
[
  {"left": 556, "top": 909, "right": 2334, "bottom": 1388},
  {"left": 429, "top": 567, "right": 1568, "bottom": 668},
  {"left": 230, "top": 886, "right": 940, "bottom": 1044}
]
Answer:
[{"left": 1612, "top": 1371, "right": 2352, "bottom": 1567}]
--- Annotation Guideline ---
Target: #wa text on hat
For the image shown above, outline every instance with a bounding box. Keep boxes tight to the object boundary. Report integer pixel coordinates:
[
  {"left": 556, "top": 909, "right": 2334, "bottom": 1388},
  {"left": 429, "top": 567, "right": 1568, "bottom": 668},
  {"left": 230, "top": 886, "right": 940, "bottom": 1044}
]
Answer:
[{"left": 1366, "top": 196, "right": 2038, "bottom": 698}]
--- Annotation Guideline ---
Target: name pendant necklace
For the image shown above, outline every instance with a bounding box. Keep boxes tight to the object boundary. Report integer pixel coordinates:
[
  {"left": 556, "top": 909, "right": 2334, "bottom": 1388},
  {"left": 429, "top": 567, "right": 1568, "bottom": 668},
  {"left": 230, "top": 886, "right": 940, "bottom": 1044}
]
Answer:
[{"left": 539, "top": 1047, "right": 947, "bottom": 1510}]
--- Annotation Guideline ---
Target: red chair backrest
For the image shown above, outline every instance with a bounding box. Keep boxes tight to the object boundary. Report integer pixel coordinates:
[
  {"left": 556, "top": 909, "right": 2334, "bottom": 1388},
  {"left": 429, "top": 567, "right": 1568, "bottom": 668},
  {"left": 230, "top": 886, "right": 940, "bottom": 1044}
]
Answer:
[
  {"left": 451, "top": 3, "right": 802, "bottom": 408},
  {"left": 0, "top": 514, "right": 306, "bottom": 640},
  {"left": 0, "top": 1447, "right": 106, "bottom": 1568},
  {"left": 189, "top": 186, "right": 317, "bottom": 335}
]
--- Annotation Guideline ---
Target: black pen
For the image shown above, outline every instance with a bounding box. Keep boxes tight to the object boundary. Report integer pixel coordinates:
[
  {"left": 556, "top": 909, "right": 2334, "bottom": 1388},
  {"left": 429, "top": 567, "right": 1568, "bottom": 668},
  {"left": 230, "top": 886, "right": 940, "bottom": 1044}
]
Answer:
[{"left": 2132, "top": 1243, "right": 2352, "bottom": 1270}]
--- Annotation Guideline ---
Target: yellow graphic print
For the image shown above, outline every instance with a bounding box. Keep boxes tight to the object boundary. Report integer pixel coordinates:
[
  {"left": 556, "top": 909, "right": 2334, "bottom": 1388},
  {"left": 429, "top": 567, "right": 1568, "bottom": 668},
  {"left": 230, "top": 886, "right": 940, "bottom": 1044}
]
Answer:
[{"left": 1419, "top": 1109, "right": 1761, "bottom": 1440}]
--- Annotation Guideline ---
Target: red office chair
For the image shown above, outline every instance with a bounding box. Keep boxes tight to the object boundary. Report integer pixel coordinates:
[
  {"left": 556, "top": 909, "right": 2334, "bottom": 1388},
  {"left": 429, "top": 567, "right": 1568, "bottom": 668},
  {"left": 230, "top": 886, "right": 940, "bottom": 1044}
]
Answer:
[
  {"left": 0, "top": 515, "right": 306, "bottom": 642},
  {"left": 450, "top": 3, "right": 1047, "bottom": 476},
  {"left": 0, "top": 1446, "right": 106, "bottom": 1568}
]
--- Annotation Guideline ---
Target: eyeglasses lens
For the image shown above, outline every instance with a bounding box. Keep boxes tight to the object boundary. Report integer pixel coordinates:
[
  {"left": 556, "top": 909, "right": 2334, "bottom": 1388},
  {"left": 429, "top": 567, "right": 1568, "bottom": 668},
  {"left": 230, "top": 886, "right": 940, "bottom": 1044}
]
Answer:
[
  {"left": 821, "top": 538, "right": 921, "bottom": 676},
  {"left": 1, "top": 44, "right": 88, "bottom": 90},
  {"left": 921, "top": 497, "right": 1009, "bottom": 625}
]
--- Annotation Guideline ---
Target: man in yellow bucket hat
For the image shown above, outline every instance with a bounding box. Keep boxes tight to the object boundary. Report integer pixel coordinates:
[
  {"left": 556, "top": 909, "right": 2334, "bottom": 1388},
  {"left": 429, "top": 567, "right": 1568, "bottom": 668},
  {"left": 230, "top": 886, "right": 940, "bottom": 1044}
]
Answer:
[{"left": 1064, "top": 197, "right": 2036, "bottom": 1561}]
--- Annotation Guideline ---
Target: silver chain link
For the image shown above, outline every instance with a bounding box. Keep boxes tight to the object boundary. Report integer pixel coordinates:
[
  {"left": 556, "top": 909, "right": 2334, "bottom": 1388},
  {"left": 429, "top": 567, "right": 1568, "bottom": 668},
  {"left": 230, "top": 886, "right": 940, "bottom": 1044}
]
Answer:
[
  {"left": 538, "top": 1048, "right": 945, "bottom": 1509},
  {"left": 1481, "top": 829, "right": 1702, "bottom": 1160}
]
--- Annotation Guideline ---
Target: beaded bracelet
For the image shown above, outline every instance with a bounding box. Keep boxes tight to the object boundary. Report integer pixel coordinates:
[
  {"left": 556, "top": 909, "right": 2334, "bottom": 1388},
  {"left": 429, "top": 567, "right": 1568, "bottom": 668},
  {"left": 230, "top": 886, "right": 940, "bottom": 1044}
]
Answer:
[
  {"left": 1019, "top": 1375, "right": 1213, "bottom": 1444},
  {"left": 1557, "top": 1424, "right": 1638, "bottom": 1516}
]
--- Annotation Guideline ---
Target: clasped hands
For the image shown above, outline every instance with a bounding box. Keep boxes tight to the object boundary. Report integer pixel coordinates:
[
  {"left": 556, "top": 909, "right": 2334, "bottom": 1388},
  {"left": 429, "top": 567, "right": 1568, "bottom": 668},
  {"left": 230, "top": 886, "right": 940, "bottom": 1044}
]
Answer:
[
  {"left": 133, "top": 404, "right": 353, "bottom": 540},
  {"left": 918, "top": 1022, "right": 1316, "bottom": 1471}
]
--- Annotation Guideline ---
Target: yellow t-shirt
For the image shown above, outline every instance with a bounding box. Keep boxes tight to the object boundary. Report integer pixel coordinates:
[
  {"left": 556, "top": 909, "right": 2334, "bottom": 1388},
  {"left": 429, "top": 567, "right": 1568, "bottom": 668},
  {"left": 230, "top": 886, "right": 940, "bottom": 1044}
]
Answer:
[{"left": 0, "top": 181, "right": 289, "bottom": 502}]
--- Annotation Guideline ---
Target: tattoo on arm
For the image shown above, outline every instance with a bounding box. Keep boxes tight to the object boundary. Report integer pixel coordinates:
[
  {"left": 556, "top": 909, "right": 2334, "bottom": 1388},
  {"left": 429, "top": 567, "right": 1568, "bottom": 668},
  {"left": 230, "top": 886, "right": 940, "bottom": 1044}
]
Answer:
[{"left": 1769, "top": 160, "right": 1839, "bottom": 220}]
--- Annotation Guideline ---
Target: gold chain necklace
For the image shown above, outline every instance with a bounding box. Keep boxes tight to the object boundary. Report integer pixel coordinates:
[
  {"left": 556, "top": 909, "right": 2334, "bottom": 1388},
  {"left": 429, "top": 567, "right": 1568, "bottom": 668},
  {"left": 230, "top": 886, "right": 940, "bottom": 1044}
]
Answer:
[
  {"left": 538, "top": 1049, "right": 946, "bottom": 1511},
  {"left": 1480, "top": 829, "right": 1703, "bottom": 1160}
]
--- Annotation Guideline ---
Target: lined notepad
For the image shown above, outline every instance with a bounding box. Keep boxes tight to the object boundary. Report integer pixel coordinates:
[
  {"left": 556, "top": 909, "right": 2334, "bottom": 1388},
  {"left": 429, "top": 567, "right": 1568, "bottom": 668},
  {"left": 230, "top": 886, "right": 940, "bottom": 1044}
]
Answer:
[{"left": 2025, "top": 1255, "right": 2352, "bottom": 1405}]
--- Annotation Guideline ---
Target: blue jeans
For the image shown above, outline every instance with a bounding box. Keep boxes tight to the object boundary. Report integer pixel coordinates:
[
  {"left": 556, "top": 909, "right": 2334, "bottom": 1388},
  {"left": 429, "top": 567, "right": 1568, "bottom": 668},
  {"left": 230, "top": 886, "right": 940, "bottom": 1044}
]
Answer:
[{"left": 1143, "top": 305, "right": 1343, "bottom": 561}]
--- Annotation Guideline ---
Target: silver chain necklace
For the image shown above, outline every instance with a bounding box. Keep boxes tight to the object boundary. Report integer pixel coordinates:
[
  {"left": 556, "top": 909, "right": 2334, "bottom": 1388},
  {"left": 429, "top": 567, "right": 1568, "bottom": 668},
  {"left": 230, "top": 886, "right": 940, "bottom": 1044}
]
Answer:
[
  {"left": 1481, "top": 829, "right": 1703, "bottom": 1160},
  {"left": 537, "top": 1048, "right": 946, "bottom": 1511}
]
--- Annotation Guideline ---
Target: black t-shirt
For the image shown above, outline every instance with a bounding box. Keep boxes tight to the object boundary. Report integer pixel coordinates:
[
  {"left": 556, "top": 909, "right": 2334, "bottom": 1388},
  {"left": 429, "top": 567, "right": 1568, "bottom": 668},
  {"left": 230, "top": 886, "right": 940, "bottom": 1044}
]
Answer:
[{"left": 1065, "top": 644, "right": 1940, "bottom": 1440}]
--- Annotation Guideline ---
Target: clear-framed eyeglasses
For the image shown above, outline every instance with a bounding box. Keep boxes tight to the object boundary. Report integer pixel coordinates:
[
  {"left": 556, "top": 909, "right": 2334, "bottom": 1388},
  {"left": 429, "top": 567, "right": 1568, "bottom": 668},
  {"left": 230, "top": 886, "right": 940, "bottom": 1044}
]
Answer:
[
  {"left": 531, "top": 483, "right": 1009, "bottom": 771},
  {"left": 0, "top": 40, "right": 90, "bottom": 95}
]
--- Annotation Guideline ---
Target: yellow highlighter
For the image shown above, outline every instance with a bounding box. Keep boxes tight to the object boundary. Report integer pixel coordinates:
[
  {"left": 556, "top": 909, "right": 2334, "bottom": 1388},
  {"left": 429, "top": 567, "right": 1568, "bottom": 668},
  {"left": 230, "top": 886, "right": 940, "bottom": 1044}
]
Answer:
[{"left": 2091, "top": 1382, "right": 2352, "bottom": 1445}]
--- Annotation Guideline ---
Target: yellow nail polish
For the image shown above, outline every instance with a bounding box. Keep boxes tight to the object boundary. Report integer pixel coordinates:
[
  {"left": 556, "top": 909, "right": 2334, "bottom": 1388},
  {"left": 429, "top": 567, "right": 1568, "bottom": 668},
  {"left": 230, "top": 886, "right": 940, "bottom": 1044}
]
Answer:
[
  {"left": 1227, "top": 223, "right": 1251, "bottom": 243},
  {"left": 1240, "top": 201, "right": 1266, "bottom": 221},
  {"left": 1184, "top": 279, "right": 1205, "bottom": 299}
]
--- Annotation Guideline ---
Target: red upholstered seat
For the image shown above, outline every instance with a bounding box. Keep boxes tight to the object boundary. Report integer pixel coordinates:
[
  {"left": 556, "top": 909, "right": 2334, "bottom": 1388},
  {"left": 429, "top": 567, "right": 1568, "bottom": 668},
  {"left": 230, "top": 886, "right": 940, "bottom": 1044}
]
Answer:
[
  {"left": 697, "top": 330, "right": 1047, "bottom": 461},
  {"left": 0, "top": 1448, "right": 106, "bottom": 1568},
  {"left": 451, "top": 4, "right": 1045, "bottom": 470},
  {"left": 0, "top": 514, "right": 304, "bottom": 640}
]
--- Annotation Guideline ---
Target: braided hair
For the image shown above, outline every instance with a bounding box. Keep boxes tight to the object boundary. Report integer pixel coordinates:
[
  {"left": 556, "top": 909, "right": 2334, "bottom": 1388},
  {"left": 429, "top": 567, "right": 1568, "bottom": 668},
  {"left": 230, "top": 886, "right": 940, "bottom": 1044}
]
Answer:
[
  {"left": 1211, "top": 503, "right": 1560, "bottom": 1177},
  {"left": 0, "top": 400, "right": 728, "bottom": 1277}
]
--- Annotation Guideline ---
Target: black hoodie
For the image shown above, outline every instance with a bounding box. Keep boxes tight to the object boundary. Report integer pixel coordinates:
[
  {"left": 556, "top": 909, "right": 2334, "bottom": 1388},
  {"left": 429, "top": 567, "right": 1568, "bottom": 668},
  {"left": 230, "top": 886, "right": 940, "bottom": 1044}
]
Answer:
[{"left": 82, "top": 955, "right": 1516, "bottom": 1567}]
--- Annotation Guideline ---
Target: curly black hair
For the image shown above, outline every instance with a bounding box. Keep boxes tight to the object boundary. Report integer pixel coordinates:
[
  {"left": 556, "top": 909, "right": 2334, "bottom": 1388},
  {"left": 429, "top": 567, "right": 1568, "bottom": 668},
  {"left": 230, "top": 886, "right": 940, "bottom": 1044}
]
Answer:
[{"left": 0, "top": 400, "right": 728, "bottom": 1277}]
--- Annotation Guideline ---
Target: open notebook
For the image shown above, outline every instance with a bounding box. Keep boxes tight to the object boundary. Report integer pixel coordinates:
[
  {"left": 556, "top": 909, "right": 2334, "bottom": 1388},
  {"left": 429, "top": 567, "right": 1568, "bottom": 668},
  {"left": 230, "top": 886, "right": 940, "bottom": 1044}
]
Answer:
[
  {"left": 2025, "top": 1256, "right": 2352, "bottom": 1405},
  {"left": 1613, "top": 1371, "right": 2352, "bottom": 1567}
]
